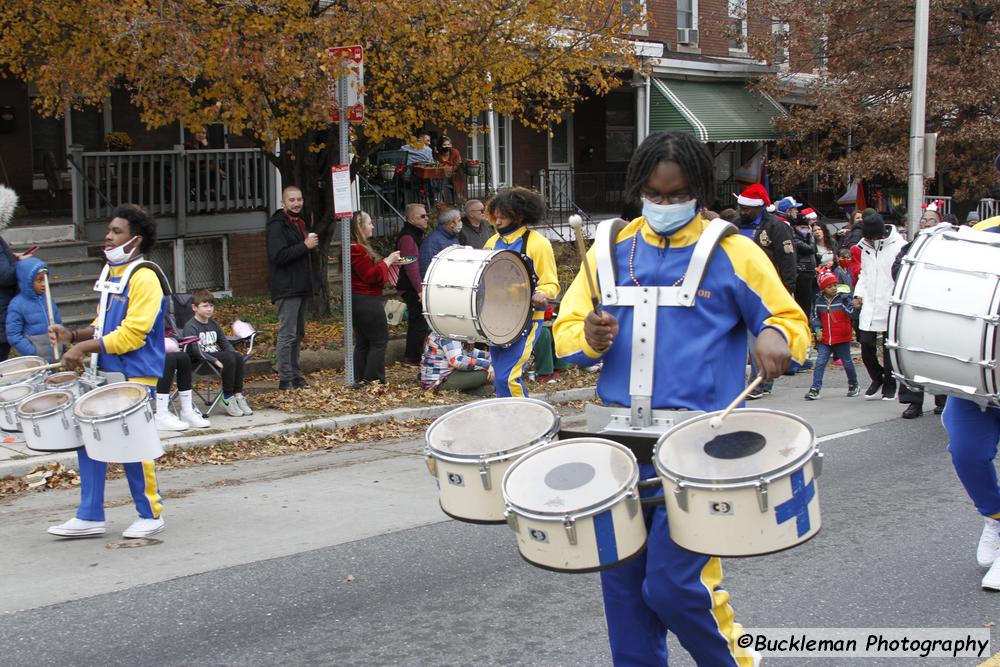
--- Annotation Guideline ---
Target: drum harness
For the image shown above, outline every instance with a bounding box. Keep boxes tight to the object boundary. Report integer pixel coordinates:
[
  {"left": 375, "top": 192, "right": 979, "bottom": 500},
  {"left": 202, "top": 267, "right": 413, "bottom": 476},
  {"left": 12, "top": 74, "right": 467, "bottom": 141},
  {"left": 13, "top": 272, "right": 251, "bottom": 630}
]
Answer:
[
  {"left": 567, "top": 217, "right": 737, "bottom": 502},
  {"left": 90, "top": 260, "right": 173, "bottom": 386}
]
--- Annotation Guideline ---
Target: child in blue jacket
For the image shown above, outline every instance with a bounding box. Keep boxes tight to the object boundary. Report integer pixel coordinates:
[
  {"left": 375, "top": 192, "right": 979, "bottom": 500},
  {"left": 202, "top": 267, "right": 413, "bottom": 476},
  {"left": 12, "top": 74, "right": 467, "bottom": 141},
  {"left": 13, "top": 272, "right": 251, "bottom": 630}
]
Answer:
[{"left": 6, "top": 257, "right": 61, "bottom": 360}]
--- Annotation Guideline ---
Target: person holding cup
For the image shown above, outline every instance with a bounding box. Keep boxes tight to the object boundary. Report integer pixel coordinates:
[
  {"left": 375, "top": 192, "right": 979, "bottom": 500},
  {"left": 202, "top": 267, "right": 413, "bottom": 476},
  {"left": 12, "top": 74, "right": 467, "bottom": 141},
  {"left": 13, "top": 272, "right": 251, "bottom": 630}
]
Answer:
[{"left": 266, "top": 186, "right": 319, "bottom": 390}]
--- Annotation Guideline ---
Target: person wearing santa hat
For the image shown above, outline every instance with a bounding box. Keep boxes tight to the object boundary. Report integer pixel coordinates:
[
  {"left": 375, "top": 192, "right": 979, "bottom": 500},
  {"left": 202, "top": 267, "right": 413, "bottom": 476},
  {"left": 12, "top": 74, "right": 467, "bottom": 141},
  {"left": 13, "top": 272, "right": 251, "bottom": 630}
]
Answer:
[
  {"left": 737, "top": 183, "right": 797, "bottom": 399},
  {"left": 805, "top": 269, "right": 859, "bottom": 400},
  {"left": 889, "top": 201, "right": 948, "bottom": 418}
]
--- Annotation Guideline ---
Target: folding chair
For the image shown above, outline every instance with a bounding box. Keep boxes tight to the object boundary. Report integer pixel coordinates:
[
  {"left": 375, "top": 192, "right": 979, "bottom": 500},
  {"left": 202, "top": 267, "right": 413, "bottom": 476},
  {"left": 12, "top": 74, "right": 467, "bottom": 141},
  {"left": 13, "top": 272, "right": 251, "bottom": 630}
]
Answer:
[{"left": 187, "top": 320, "right": 259, "bottom": 416}]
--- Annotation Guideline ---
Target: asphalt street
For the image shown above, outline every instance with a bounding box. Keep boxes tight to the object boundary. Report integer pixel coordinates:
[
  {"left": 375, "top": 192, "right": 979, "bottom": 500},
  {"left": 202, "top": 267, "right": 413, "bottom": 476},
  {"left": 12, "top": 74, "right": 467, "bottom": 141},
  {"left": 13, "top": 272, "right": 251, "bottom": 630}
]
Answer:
[{"left": 1, "top": 371, "right": 998, "bottom": 666}]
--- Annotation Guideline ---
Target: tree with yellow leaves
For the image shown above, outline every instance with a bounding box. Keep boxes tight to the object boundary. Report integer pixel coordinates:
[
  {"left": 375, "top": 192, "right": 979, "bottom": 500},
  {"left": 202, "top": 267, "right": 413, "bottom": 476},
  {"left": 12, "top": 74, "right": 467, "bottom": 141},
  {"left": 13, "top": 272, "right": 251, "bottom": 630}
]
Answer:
[{"left": 0, "top": 0, "right": 641, "bottom": 313}]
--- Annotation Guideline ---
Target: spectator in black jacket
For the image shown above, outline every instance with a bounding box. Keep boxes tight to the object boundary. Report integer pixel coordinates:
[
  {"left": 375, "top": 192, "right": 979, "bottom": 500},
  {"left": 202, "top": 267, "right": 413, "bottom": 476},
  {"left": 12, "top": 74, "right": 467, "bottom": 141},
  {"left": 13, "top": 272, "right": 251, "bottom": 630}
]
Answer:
[
  {"left": 266, "top": 186, "right": 317, "bottom": 390},
  {"left": 0, "top": 186, "right": 26, "bottom": 362}
]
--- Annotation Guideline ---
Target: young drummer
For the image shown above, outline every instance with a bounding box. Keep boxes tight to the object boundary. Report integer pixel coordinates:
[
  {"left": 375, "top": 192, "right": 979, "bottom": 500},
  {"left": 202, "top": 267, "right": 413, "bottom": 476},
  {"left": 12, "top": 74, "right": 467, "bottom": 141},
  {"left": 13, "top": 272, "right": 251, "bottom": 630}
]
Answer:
[{"left": 554, "top": 131, "right": 808, "bottom": 665}]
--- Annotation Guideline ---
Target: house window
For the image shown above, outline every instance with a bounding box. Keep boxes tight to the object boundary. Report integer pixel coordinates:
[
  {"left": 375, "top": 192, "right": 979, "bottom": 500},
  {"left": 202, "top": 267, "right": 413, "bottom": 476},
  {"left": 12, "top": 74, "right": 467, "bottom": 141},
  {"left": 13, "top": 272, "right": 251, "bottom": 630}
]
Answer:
[
  {"left": 29, "top": 89, "right": 103, "bottom": 175},
  {"left": 728, "top": 0, "right": 748, "bottom": 52},
  {"left": 677, "top": 0, "right": 696, "bottom": 31},
  {"left": 772, "top": 20, "right": 790, "bottom": 70},
  {"left": 471, "top": 112, "right": 511, "bottom": 187},
  {"left": 622, "top": 0, "right": 648, "bottom": 33},
  {"left": 812, "top": 35, "right": 828, "bottom": 71},
  {"left": 605, "top": 92, "right": 635, "bottom": 164}
]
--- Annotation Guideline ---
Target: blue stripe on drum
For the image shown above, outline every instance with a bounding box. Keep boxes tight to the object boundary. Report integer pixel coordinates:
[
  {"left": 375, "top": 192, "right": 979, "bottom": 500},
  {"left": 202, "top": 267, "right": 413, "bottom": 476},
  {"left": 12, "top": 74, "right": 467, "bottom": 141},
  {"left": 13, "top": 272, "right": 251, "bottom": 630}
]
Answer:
[{"left": 593, "top": 510, "right": 619, "bottom": 566}]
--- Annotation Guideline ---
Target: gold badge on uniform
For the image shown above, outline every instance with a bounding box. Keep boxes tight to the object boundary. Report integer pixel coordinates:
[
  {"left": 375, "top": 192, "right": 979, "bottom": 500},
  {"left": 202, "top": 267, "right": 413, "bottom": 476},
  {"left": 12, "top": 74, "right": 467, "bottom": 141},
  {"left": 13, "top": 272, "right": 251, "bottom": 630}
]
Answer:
[
  {"left": 783, "top": 239, "right": 794, "bottom": 254},
  {"left": 759, "top": 230, "right": 770, "bottom": 246}
]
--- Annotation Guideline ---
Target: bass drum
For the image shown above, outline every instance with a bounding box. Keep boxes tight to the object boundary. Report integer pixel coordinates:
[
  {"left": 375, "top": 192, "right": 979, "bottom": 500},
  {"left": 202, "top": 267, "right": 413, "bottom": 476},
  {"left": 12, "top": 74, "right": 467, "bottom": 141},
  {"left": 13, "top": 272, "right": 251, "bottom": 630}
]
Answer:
[
  {"left": 653, "top": 409, "right": 821, "bottom": 557},
  {"left": 422, "top": 246, "right": 534, "bottom": 347},
  {"left": 887, "top": 224, "right": 1000, "bottom": 403}
]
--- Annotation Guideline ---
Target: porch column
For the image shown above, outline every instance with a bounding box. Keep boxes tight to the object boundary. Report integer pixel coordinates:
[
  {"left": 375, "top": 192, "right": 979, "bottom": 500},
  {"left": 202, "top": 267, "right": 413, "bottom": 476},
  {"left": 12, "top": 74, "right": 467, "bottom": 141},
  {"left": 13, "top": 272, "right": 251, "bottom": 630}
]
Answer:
[
  {"left": 68, "top": 144, "right": 85, "bottom": 239},
  {"left": 635, "top": 75, "right": 650, "bottom": 144}
]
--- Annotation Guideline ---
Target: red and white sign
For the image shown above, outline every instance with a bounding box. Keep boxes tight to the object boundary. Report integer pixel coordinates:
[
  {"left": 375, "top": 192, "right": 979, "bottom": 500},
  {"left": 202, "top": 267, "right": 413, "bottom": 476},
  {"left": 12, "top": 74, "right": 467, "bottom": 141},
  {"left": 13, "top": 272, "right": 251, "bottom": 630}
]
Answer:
[
  {"left": 327, "top": 45, "right": 364, "bottom": 123},
  {"left": 331, "top": 164, "right": 353, "bottom": 218}
]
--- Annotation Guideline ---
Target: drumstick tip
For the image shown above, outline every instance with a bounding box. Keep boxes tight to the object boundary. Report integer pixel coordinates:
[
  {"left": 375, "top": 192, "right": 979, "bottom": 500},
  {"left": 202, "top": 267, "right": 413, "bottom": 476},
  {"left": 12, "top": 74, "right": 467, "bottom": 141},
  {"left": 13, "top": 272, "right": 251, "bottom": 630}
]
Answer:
[
  {"left": 569, "top": 214, "right": 583, "bottom": 229},
  {"left": 708, "top": 416, "right": 722, "bottom": 430}
]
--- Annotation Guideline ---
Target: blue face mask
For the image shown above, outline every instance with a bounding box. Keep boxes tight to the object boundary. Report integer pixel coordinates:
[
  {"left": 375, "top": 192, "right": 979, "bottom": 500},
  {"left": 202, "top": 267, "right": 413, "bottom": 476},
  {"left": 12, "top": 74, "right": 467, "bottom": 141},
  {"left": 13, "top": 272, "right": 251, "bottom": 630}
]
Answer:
[{"left": 642, "top": 198, "right": 699, "bottom": 235}]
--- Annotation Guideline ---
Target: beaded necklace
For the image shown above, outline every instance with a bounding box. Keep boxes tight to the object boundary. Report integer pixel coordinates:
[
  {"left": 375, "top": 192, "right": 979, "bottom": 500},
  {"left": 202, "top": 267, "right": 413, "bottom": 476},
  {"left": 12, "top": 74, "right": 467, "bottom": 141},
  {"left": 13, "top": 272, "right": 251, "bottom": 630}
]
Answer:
[{"left": 628, "top": 230, "right": 685, "bottom": 287}]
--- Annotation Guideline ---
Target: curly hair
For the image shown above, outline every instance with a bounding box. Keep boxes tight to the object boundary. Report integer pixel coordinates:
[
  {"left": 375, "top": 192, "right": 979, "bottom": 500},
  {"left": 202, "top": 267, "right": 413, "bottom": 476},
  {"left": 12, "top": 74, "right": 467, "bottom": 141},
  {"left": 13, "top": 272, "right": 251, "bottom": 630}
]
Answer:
[
  {"left": 111, "top": 204, "right": 157, "bottom": 254},
  {"left": 486, "top": 187, "right": 546, "bottom": 229}
]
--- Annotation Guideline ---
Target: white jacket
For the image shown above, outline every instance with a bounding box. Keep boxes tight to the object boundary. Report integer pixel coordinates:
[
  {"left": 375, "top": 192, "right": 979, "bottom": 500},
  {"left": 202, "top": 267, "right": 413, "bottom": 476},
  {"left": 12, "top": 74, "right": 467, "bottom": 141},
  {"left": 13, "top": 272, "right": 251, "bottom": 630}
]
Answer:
[{"left": 854, "top": 225, "right": 905, "bottom": 331}]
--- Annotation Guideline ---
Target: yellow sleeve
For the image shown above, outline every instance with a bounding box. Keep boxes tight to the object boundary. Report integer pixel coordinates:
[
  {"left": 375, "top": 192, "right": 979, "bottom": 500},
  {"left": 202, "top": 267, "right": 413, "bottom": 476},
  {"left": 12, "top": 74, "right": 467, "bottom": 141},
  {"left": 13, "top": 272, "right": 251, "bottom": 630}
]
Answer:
[
  {"left": 101, "top": 269, "right": 163, "bottom": 354},
  {"left": 553, "top": 243, "right": 603, "bottom": 361},
  {"left": 528, "top": 231, "right": 560, "bottom": 300},
  {"left": 483, "top": 233, "right": 499, "bottom": 250},
  {"left": 974, "top": 217, "right": 1000, "bottom": 232}
]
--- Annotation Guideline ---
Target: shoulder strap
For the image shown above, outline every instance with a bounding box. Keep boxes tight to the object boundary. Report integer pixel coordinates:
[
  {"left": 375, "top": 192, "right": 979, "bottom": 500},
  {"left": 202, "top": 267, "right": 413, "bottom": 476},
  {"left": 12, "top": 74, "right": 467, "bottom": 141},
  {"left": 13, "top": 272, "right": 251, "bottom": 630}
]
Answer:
[
  {"left": 121, "top": 260, "right": 174, "bottom": 296},
  {"left": 594, "top": 218, "right": 628, "bottom": 305},
  {"left": 675, "top": 219, "right": 737, "bottom": 306}
]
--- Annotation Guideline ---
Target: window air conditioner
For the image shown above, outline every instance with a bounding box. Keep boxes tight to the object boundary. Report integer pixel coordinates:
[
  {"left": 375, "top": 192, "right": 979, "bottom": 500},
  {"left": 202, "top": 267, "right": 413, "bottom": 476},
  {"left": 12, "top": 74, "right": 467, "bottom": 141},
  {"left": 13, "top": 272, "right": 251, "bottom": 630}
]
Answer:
[{"left": 677, "top": 28, "right": 699, "bottom": 45}]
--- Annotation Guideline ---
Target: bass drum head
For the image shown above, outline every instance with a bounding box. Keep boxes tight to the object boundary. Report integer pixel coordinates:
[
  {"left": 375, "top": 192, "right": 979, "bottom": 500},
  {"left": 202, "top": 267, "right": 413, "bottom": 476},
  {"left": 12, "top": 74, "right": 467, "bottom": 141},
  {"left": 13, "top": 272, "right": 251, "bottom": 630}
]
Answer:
[
  {"left": 0, "top": 356, "right": 46, "bottom": 387},
  {"left": 426, "top": 397, "right": 559, "bottom": 460},
  {"left": 74, "top": 382, "right": 148, "bottom": 419},
  {"left": 504, "top": 438, "right": 637, "bottom": 516},
  {"left": 655, "top": 409, "right": 814, "bottom": 484},
  {"left": 476, "top": 251, "right": 532, "bottom": 347}
]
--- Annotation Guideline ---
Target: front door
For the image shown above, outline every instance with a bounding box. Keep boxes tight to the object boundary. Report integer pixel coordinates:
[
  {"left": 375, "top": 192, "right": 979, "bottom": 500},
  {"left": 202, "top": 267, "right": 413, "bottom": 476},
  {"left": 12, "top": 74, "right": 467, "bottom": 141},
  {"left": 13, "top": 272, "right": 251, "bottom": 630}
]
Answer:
[{"left": 546, "top": 113, "right": 574, "bottom": 214}]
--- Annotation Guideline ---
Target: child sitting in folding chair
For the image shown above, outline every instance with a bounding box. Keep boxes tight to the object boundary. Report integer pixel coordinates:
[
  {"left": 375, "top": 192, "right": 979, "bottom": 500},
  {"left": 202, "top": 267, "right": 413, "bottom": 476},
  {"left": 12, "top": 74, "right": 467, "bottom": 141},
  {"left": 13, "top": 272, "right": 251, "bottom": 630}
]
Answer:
[{"left": 181, "top": 289, "right": 253, "bottom": 417}]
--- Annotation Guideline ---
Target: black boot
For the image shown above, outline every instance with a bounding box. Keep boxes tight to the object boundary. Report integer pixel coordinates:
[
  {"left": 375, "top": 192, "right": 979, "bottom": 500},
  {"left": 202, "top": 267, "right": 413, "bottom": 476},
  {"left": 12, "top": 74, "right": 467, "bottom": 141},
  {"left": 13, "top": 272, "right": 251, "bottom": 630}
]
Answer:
[{"left": 902, "top": 403, "right": 922, "bottom": 419}]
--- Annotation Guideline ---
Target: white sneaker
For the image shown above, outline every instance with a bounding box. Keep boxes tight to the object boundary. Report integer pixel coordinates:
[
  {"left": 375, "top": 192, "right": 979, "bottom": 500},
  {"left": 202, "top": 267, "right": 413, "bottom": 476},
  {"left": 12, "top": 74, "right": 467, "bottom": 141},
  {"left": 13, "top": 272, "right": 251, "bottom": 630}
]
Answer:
[
  {"left": 155, "top": 410, "right": 190, "bottom": 431},
  {"left": 235, "top": 395, "right": 253, "bottom": 416},
  {"left": 977, "top": 517, "right": 1000, "bottom": 567},
  {"left": 221, "top": 397, "right": 244, "bottom": 417},
  {"left": 180, "top": 408, "right": 211, "bottom": 428},
  {"left": 123, "top": 517, "right": 165, "bottom": 539},
  {"left": 983, "top": 556, "right": 1000, "bottom": 590},
  {"left": 48, "top": 517, "right": 106, "bottom": 538}
]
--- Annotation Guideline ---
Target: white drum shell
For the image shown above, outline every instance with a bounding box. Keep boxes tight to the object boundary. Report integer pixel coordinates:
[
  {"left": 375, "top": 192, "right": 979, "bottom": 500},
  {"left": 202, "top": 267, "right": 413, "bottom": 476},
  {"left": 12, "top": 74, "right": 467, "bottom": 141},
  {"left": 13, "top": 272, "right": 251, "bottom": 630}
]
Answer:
[
  {"left": 425, "top": 397, "right": 560, "bottom": 523},
  {"left": 503, "top": 439, "right": 645, "bottom": 572},
  {"left": 0, "top": 383, "right": 34, "bottom": 432},
  {"left": 422, "top": 246, "right": 532, "bottom": 346},
  {"left": 654, "top": 410, "right": 821, "bottom": 557},
  {"left": 16, "top": 390, "right": 81, "bottom": 453},
  {"left": 888, "top": 225, "right": 1000, "bottom": 403},
  {"left": 44, "top": 372, "right": 83, "bottom": 399},
  {"left": 75, "top": 382, "right": 163, "bottom": 463}
]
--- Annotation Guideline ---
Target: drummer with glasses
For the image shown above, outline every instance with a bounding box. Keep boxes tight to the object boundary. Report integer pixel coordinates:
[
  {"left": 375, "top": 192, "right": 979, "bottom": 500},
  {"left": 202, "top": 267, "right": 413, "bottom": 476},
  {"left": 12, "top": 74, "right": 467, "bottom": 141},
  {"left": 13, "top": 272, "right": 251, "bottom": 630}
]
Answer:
[
  {"left": 46, "top": 204, "right": 169, "bottom": 540},
  {"left": 553, "top": 131, "right": 809, "bottom": 666}
]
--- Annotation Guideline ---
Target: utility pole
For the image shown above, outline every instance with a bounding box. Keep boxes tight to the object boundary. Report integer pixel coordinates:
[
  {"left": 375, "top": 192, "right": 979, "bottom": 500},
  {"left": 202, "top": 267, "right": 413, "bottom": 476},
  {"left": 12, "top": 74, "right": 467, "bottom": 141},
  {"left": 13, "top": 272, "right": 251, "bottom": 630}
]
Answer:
[{"left": 906, "top": 0, "right": 930, "bottom": 240}]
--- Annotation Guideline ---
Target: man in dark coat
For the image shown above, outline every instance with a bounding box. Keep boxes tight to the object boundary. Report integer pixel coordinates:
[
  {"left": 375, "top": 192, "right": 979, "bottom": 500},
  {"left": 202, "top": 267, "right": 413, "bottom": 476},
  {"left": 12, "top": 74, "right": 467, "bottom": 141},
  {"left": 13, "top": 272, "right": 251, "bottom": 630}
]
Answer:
[
  {"left": 0, "top": 185, "right": 25, "bottom": 362},
  {"left": 266, "top": 186, "right": 318, "bottom": 390}
]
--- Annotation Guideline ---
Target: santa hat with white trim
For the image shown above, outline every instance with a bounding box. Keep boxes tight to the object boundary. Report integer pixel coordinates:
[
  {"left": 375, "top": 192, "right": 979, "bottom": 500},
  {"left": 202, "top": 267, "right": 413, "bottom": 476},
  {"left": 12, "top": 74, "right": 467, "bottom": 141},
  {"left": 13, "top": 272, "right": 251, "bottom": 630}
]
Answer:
[
  {"left": 802, "top": 207, "right": 818, "bottom": 220},
  {"left": 735, "top": 183, "right": 771, "bottom": 207}
]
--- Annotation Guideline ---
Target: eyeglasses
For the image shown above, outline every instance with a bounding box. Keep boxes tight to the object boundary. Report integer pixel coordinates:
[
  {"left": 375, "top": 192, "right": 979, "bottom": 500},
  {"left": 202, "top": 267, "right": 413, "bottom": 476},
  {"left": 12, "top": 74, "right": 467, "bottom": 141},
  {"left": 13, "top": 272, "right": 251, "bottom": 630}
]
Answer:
[
  {"left": 417, "top": 214, "right": 428, "bottom": 218},
  {"left": 641, "top": 192, "right": 692, "bottom": 205}
]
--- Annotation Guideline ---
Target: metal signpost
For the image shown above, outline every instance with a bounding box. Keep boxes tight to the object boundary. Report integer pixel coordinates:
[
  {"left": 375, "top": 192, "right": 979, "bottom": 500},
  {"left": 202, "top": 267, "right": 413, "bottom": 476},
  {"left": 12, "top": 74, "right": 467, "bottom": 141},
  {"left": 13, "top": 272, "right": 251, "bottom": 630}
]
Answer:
[{"left": 328, "top": 45, "right": 364, "bottom": 385}]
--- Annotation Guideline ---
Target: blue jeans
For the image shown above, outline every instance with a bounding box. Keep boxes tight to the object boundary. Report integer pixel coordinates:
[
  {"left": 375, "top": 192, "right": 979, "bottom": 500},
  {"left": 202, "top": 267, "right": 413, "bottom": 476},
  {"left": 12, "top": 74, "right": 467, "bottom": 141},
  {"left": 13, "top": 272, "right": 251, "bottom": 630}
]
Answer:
[{"left": 810, "top": 342, "right": 858, "bottom": 391}]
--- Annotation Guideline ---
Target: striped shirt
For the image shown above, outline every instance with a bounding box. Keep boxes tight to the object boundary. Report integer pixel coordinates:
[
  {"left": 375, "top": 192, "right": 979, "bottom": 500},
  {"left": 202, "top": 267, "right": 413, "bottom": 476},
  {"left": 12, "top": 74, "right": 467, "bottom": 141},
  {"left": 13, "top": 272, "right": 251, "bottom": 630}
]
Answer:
[{"left": 419, "top": 334, "right": 491, "bottom": 389}]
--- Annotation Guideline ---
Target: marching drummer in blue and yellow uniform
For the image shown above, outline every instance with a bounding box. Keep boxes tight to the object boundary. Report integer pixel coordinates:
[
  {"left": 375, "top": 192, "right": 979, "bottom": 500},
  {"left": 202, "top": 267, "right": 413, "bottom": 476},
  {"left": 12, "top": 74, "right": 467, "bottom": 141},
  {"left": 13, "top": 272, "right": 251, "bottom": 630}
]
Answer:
[
  {"left": 483, "top": 188, "right": 559, "bottom": 398},
  {"left": 47, "top": 204, "right": 168, "bottom": 540},
  {"left": 554, "top": 131, "right": 809, "bottom": 666},
  {"left": 942, "top": 214, "right": 1000, "bottom": 591}
]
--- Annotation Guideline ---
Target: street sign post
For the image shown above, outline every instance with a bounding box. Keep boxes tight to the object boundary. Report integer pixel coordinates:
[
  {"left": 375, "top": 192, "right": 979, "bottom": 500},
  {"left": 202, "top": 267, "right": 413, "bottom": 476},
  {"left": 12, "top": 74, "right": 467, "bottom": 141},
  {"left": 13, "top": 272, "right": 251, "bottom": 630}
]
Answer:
[{"left": 327, "top": 45, "right": 364, "bottom": 123}]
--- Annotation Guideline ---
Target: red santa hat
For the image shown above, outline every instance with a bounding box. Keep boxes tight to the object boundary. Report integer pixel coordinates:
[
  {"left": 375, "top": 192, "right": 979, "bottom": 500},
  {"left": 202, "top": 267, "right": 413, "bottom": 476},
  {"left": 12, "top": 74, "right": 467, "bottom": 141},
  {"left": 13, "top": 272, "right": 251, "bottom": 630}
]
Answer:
[
  {"left": 817, "top": 270, "right": 838, "bottom": 290},
  {"left": 735, "top": 183, "right": 771, "bottom": 207},
  {"left": 923, "top": 200, "right": 945, "bottom": 215},
  {"left": 802, "top": 207, "right": 818, "bottom": 220}
]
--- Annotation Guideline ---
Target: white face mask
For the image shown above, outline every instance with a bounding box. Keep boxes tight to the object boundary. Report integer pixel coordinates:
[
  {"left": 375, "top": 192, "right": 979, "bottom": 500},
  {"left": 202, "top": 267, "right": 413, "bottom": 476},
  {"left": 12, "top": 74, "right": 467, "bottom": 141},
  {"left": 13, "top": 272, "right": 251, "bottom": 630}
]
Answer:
[{"left": 104, "top": 237, "right": 137, "bottom": 264}]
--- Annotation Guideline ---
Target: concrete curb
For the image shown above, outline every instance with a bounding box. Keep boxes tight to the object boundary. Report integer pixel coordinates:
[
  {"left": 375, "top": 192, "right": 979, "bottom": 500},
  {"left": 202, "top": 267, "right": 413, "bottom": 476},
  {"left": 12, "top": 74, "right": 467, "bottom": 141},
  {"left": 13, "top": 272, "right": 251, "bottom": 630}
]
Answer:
[{"left": 0, "top": 386, "right": 597, "bottom": 479}]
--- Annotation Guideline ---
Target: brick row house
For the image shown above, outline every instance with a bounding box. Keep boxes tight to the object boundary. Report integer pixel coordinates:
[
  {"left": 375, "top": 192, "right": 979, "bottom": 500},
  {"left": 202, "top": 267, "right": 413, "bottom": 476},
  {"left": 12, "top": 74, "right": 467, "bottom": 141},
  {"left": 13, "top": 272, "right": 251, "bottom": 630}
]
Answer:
[{"left": 0, "top": 0, "right": 816, "bottom": 301}]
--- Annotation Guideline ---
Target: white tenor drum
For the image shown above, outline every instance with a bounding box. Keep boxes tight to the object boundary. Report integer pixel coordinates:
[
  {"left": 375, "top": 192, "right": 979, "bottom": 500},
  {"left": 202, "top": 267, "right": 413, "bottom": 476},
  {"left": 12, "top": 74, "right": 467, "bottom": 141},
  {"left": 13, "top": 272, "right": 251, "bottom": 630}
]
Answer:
[
  {"left": 425, "top": 397, "right": 559, "bottom": 524},
  {"left": 654, "top": 409, "right": 821, "bottom": 557},
  {"left": 0, "top": 383, "right": 35, "bottom": 432},
  {"left": 0, "top": 356, "right": 49, "bottom": 389},
  {"left": 888, "top": 224, "right": 1000, "bottom": 403},
  {"left": 422, "top": 246, "right": 534, "bottom": 347},
  {"left": 44, "top": 372, "right": 82, "bottom": 398},
  {"left": 502, "top": 438, "right": 645, "bottom": 572},
  {"left": 16, "top": 390, "right": 81, "bottom": 453},
  {"left": 74, "top": 382, "right": 163, "bottom": 463}
]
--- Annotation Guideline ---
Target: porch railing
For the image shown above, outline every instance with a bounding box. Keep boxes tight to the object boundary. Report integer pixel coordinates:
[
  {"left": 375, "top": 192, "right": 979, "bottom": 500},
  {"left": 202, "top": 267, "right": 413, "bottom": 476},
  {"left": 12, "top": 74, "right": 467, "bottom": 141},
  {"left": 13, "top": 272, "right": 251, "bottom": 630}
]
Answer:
[{"left": 68, "top": 145, "right": 271, "bottom": 226}]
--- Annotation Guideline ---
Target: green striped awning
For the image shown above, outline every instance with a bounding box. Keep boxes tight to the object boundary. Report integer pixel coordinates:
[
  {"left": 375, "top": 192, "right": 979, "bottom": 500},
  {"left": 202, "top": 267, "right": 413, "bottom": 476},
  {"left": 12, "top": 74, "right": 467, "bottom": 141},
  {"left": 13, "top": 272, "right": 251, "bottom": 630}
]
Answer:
[{"left": 649, "top": 78, "right": 786, "bottom": 143}]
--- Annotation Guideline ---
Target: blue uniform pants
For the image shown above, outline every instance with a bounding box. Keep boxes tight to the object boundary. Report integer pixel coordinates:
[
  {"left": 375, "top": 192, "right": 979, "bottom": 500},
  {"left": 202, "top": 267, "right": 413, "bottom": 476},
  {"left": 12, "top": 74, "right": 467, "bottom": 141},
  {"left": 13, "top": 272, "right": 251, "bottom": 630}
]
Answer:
[
  {"left": 600, "top": 463, "right": 750, "bottom": 666},
  {"left": 75, "top": 381, "right": 162, "bottom": 522},
  {"left": 490, "top": 319, "right": 541, "bottom": 398},
  {"left": 943, "top": 397, "right": 1000, "bottom": 518}
]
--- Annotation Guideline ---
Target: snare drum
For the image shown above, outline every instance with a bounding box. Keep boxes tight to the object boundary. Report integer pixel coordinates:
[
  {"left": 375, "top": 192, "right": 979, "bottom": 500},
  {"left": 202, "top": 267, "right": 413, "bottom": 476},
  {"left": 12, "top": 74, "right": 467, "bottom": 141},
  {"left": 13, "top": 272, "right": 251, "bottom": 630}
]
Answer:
[
  {"left": 0, "top": 356, "right": 49, "bottom": 389},
  {"left": 425, "top": 397, "right": 559, "bottom": 523},
  {"left": 16, "top": 390, "right": 81, "bottom": 453},
  {"left": 44, "top": 372, "right": 82, "bottom": 398},
  {"left": 502, "top": 438, "right": 645, "bottom": 572},
  {"left": 888, "top": 224, "right": 1000, "bottom": 403},
  {"left": 0, "top": 383, "right": 34, "bottom": 432},
  {"left": 422, "top": 246, "right": 534, "bottom": 347},
  {"left": 74, "top": 382, "right": 163, "bottom": 463},
  {"left": 654, "top": 409, "right": 821, "bottom": 557}
]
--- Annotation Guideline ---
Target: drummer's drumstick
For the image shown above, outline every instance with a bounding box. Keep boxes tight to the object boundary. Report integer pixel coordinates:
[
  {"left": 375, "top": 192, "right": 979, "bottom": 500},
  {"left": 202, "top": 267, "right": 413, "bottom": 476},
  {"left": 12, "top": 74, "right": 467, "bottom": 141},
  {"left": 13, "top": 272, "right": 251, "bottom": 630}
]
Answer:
[
  {"left": 569, "top": 215, "right": 601, "bottom": 314},
  {"left": 42, "top": 271, "right": 57, "bottom": 362},
  {"left": 0, "top": 361, "right": 63, "bottom": 379},
  {"left": 709, "top": 374, "right": 765, "bottom": 430}
]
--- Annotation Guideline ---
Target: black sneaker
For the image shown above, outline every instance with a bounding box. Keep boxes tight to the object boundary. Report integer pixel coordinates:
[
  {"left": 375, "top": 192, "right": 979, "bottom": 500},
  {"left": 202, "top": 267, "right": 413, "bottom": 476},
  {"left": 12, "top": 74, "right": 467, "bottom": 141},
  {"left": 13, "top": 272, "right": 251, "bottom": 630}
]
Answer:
[
  {"left": 863, "top": 381, "right": 883, "bottom": 400},
  {"left": 902, "top": 403, "right": 922, "bottom": 419},
  {"left": 278, "top": 380, "right": 293, "bottom": 391},
  {"left": 805, "top": 388, "right": 820, "bottom": 400},
  {"left": 746, "top": 388, "right": 771, "bottom": 400},
  {"left": 292, "top": 377, "right": 309, "bottom": 389},
  {"left": 846, "top": 384, "right": 860, "bottom": 397}
]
